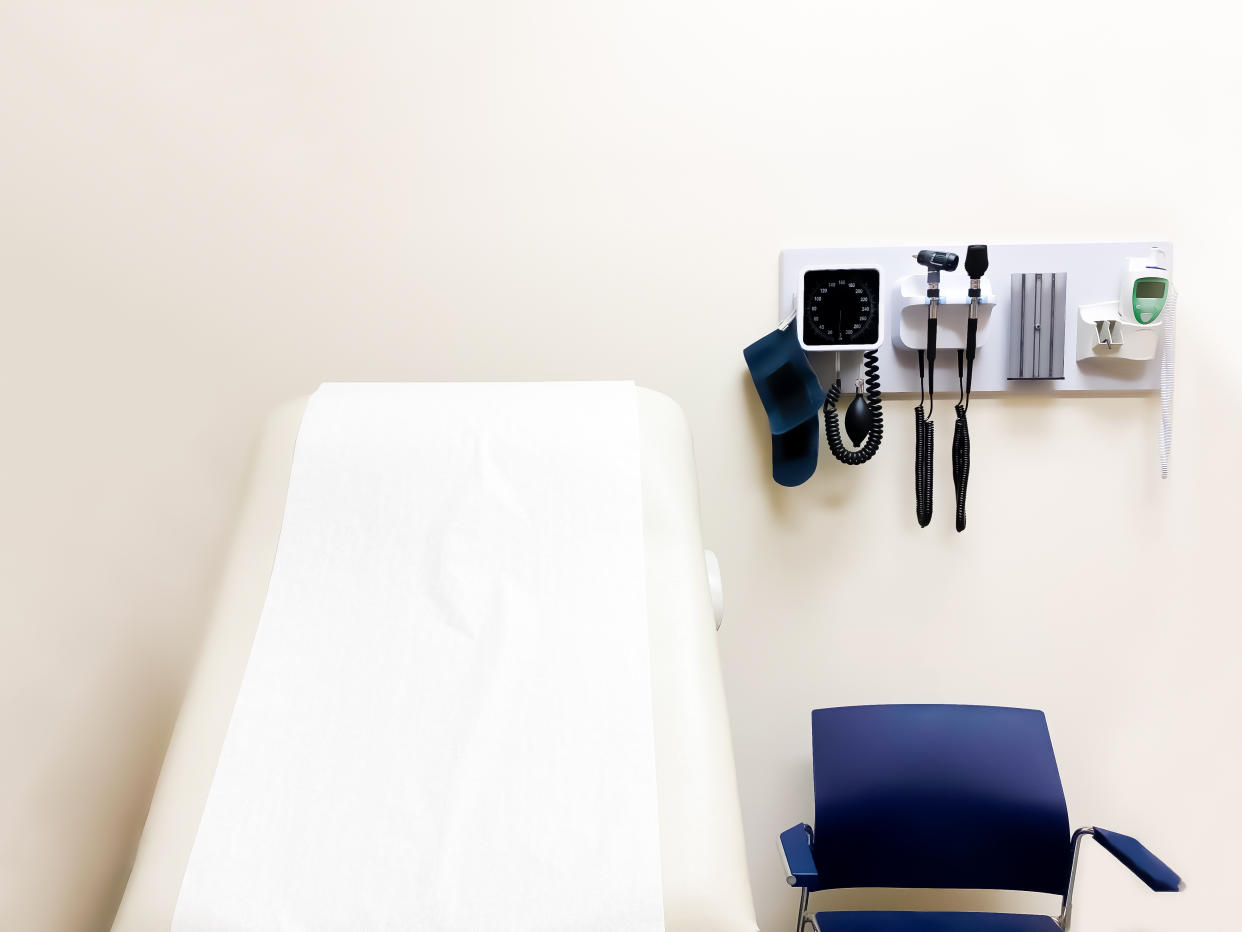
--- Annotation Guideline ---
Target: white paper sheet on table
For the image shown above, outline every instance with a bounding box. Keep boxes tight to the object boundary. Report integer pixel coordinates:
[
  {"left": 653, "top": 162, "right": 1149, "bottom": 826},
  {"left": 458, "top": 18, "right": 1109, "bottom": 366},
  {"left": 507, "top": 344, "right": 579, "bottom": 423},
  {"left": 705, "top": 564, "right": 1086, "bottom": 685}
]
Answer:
[{"left": 172, "top": 382, "right": 664, "bottom": 932}]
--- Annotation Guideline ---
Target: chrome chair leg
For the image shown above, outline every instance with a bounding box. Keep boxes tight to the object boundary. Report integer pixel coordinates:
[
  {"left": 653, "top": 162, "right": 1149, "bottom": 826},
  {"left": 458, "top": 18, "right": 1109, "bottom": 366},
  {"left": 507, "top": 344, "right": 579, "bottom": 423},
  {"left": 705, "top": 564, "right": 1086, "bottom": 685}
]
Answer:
[{"left": 796, "top": 886, "right": 812, "bottom": 932}]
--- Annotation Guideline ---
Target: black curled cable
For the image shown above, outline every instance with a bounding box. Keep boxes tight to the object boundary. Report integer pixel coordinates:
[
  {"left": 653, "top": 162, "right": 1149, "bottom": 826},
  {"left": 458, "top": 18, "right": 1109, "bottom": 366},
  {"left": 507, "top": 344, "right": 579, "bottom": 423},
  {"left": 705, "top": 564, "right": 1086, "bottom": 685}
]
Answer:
[
  {"left": 915, "top": 409, "right": 934, "bottom": 527},
  {"left": 823, "top": 350, "right": 884, "bottom": 465},
  {"left": 952, "top": 350, "right": 970, "bottom": 532},
  {"left": 914, "top": 350, "right": 933, "bottom": 528},
  {"left": 952, "top": 406, "right": 969, "bottom": 531}
]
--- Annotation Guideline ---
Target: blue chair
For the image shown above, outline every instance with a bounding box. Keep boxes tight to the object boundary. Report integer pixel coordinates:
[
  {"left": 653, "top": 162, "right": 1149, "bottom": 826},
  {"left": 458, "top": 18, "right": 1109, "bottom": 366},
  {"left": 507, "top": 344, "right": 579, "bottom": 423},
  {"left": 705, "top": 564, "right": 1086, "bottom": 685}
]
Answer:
[{"left": 779, "top": 705, "right": 1182, "bottom": 932}]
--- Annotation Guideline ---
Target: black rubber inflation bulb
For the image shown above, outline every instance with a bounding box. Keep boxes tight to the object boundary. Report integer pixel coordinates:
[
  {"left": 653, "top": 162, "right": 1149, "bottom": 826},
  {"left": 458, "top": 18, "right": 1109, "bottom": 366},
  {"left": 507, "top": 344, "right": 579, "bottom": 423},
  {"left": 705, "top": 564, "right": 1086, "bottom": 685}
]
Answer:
[{"left": 845, "top": 385, "right": 872, "bottom": 447}]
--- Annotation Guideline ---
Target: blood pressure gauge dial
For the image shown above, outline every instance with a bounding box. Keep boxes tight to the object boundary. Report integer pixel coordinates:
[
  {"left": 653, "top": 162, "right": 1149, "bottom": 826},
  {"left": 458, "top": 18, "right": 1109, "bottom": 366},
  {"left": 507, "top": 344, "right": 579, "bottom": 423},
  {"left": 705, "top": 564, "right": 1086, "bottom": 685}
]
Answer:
[{"left": 800, "top": 268, "right": 882, "bottom": 351}]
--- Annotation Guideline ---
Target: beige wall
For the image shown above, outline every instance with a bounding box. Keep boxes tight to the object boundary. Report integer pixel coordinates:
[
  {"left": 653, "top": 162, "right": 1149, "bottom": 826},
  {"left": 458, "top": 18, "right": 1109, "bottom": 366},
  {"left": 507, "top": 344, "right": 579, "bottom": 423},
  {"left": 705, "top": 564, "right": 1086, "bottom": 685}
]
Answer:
[{"left": 2, "top": 2, "right": 1238, "bottom": 930}]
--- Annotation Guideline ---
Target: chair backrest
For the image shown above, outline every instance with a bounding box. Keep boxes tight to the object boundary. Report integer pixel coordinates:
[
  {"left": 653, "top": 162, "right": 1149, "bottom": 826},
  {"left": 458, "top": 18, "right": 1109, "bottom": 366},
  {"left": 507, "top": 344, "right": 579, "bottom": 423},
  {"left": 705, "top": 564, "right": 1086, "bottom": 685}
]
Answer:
[{"left": 811, "top": 704, "right": 1072, "bottom": 895}]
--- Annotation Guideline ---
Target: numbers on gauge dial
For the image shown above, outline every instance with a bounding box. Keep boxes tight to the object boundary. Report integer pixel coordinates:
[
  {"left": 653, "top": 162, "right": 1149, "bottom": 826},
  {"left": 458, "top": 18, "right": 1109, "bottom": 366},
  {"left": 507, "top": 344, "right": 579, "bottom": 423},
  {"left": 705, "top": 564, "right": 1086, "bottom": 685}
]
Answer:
[{"left": 807, "top": 276, "right": 876, "bottom": 344}]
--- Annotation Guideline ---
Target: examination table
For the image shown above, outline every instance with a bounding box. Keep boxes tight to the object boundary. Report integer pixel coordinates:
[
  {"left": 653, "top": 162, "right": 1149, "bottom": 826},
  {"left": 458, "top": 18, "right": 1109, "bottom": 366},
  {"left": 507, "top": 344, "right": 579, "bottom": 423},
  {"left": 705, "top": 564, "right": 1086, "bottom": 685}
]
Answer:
[{"left": 111, "top": 387, "right": 758, "bottom": 931}]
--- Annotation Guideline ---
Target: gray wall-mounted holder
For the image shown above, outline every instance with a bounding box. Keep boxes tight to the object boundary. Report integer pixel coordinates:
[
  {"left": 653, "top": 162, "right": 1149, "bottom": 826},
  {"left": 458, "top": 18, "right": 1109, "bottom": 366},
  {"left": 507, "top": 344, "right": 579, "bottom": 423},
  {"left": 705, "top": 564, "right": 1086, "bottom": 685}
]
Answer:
[{"left": 1009, "top": 272, "right": 1067, "bottom": 381}]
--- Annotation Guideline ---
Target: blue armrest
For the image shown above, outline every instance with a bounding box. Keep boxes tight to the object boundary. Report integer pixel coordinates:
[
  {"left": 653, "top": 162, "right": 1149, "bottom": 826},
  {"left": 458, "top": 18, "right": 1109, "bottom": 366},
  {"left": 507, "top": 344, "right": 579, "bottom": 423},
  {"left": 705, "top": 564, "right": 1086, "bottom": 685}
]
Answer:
[
  {"left": 779, "top": 822, "right": 819, "bottom": 888},
  {"left": 1093, "top": 827, "right": 1184, "bottom": 892}
]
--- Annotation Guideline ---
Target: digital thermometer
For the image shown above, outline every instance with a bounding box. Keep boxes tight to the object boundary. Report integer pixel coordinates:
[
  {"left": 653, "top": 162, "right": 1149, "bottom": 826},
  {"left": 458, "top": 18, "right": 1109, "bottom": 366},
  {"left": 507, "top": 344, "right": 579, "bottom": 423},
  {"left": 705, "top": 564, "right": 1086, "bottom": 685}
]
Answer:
[
  {"left": 1122, "top": 257, "right": 1170, "bottom": 325},
  {"left": 1120, "top": 253, "right": 1176, "bottom": 478}
]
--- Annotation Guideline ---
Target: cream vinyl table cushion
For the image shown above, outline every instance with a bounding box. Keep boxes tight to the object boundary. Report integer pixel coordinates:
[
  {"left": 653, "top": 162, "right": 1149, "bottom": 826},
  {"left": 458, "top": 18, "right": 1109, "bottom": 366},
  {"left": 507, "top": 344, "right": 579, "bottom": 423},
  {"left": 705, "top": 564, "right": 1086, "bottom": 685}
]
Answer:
[{"left": 111, "top": 387, "right": 756, "bottom": 932}]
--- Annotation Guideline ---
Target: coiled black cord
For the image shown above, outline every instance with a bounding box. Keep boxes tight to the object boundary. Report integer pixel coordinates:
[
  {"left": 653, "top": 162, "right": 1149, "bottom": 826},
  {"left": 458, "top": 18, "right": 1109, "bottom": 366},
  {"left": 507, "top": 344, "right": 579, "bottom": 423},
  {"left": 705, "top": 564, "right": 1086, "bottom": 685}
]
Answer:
[
  {"left": 914, "top": 350, "right": 934, "bottom": 528},
  {"left": 952, "top": 350, "right": 971, "bottom": 532},
  {"left": 823, "top": 350, "right": 884, "bottom": 465}
]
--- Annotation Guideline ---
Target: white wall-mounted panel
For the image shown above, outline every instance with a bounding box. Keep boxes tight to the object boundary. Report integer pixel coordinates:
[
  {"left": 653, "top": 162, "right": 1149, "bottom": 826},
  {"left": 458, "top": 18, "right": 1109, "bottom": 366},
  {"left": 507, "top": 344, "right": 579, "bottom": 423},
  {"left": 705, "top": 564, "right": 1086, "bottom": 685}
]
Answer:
[{"left": 779, "top": 242, "right": 1172, "bottom": 395}]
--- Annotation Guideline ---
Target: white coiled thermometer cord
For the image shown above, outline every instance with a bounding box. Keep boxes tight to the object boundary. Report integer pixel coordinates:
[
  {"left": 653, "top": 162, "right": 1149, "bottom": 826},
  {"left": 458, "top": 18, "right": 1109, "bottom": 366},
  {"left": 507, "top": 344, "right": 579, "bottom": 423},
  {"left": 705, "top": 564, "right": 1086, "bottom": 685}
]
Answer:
[{"left": 1159, "top": 285, "right": 1177, "bottom": 479}]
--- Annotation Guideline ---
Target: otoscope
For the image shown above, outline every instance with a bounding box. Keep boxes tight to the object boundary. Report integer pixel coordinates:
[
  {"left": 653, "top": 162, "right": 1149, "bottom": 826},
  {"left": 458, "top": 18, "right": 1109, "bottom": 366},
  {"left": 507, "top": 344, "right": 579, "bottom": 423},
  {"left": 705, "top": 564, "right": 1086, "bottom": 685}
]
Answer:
[
  {"left": 951, "top": 245, "right": 988, "bottom": 532},
  {"left": 913, "top": 249, "right": 958, "bottom": 528}
]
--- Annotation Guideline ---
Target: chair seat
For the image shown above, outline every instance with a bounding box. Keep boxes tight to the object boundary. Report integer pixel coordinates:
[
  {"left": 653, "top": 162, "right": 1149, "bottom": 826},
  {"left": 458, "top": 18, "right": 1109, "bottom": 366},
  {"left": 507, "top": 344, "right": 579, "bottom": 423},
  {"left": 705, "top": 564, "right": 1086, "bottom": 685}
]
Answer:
[{"left": 815, "top": 911, "right": 1061, "bottom": 932}]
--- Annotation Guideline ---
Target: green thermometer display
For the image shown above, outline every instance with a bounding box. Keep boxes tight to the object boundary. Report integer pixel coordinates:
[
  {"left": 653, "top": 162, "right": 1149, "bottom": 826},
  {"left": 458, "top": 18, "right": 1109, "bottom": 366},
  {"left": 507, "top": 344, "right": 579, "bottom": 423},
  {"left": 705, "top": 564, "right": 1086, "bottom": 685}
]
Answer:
[{"left": 1132, "top": 277, "right": 1168, "bottom": 324}]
